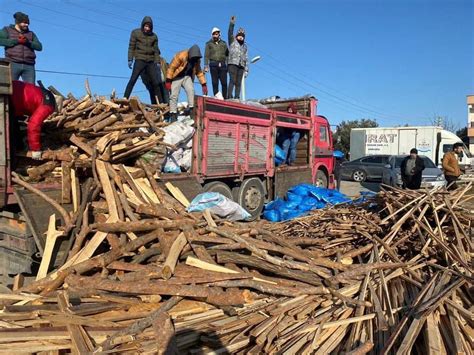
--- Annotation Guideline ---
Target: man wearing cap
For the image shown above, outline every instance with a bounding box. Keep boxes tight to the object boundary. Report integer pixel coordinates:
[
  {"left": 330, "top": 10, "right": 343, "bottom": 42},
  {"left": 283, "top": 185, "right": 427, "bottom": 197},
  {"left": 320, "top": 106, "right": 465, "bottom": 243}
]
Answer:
[
  {"left": 165, "top": 45, "right": 208, "bottom": 122},
  {"left": 400, "top": 148, "right": 425, "bottom": 189},
  {"left": 227, "top": 16, "right": 248, "bottom": 99},
  {"left": 124, "top": 16, "right": 162, "bottom": 104},
  {"left": 0, "top": 12, "right": 43, "bottom": 83},
  {"left": 204, "top": 27, "right": 229, "bottom": 99}
]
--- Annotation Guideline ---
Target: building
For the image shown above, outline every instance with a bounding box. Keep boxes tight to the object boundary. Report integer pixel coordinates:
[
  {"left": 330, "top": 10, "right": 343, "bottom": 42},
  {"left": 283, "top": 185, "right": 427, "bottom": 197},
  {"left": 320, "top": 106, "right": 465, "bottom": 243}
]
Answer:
[{"left": 468, "top": 95, "right": 474, "bottom": 153}]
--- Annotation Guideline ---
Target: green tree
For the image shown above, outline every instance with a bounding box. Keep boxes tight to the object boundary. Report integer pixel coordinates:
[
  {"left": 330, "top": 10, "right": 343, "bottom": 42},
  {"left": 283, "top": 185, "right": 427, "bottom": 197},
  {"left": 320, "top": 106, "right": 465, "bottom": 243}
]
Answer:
[
  {"left": 333, "top": 119, "right": 378, "bottom": 154},
  {"left": 455, "top": 127, "right": 468, "bottom": 145}
]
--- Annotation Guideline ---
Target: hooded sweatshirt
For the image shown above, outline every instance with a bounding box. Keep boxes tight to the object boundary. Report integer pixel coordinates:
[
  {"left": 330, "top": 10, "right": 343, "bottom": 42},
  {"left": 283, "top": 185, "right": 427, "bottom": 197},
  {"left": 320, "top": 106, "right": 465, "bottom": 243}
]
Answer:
[
  {"left": 127, "top": 16, "right": 160, "bottom": 63},
  {"left": 166, "top": 45, "right": 206, "bottom": 85}
]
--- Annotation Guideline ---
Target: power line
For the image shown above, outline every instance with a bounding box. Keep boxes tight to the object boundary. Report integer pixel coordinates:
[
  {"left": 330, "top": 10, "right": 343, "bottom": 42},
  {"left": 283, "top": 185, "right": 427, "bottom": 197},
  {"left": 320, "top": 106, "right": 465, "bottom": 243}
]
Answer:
[{"left": 37, "top": 69, "right": 129, "bottom": 79}]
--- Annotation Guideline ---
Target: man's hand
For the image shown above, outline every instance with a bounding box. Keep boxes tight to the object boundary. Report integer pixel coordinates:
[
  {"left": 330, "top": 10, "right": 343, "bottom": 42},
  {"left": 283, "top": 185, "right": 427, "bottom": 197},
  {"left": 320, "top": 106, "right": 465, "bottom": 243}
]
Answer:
[
  {"left": 18, "top": 35, "right": 28, "bottom": 45},
  {"left": 202, "top": 84, "right": 208, "bottom": 96},
  {"left": 230, "top": 16, "right": 236, "bottom": 24},
  {"left": 165, "top": 80, "right": 172, "bottom": 91},
  {"left": 128, "top": 60, "right": 133, "bottom": 69},
  {"left": 31, "top": 151, "right": 42, "bottom": 160},
  {"left": 244, "top": 71, "right": 248, "bottom": 78},
  {"left": 204, "top": 66, "right": 209, "bottom": 73}
]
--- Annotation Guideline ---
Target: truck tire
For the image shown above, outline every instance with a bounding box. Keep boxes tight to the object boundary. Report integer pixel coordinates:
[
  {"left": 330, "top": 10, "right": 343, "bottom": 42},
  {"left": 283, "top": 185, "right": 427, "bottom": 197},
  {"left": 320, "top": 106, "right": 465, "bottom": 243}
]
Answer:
[
  {"left": 352, "top": 169, "right": 366, "bottom": 182},
  {"left": 203, "top": 181, "right": 234, "bottom": 201},
  {"left": 315, "top": 170, "right": 328, "bottom": 188},
  {"left": 236, "top": 178, "right": 265, "bottom": 221}
]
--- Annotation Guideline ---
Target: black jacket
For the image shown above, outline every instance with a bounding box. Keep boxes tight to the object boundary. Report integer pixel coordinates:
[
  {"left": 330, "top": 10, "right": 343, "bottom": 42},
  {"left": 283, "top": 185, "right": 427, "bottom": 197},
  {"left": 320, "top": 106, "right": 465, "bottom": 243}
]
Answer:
[
  {"left": 128, "top": 16, "right": 160, "bottom": 62},
  {"left": 400, "top": 156, "right": 425, "bottom": 189}
]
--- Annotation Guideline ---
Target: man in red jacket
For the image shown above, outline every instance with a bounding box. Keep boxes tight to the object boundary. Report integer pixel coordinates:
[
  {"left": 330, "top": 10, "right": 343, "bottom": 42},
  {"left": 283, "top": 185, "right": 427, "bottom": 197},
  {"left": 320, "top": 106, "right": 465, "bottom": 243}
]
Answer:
[{"left": 11, "top": 80, "right": 61, "bottom": 159}]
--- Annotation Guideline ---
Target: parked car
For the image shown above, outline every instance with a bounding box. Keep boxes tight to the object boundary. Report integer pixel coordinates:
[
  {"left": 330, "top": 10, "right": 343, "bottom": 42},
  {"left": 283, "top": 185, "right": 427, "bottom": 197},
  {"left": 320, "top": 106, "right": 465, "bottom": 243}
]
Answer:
[
  {"left": 381, "top": 155, "right": 446, "bottom": 188},
  {"left": 341, "top": 155, "right": 390, "bottom": 182}
]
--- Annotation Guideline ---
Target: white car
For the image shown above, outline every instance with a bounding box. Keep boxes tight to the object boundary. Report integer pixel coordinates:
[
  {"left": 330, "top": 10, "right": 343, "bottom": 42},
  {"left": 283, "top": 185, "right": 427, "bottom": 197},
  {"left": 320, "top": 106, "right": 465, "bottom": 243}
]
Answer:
[{"left": 381, "top": 155, "right": 446, "bottom": 188}]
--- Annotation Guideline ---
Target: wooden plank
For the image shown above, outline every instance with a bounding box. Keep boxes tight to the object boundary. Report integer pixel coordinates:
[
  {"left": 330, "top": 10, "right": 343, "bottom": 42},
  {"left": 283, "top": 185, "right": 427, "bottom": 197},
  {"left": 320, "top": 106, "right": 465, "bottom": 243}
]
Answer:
[
  {"left": 162, "top": 232, "right": 187, "bottom": 279},
  {"left": 61, "top": 162, "right": 72, "bottom": 204},
  {"left": 95, "top": 160, "right": 119, "bottom": 221},
  {"left": 165, "top": 182, "right": 190, "bottom": 208},
  {"left": 36, "top": 215, "right": 62, "bottom": 281}
]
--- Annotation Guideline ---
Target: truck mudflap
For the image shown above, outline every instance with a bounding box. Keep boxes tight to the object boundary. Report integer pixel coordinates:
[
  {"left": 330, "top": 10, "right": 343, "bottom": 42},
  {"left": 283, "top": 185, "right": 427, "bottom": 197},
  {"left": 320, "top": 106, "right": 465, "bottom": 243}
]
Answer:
[
  {"left": 274, "top": 168, "right": 313, "bottom": 199},
  {"left": 159, "top": 176, "right": 204, "bottom": 202}
]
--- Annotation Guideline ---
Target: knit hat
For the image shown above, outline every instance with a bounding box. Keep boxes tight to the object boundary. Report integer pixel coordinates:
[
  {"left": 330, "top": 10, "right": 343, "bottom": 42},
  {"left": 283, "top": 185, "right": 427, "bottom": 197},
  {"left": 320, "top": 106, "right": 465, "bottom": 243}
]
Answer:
[
  {"left": 236, "top": 28, "right": 245, "bottom": 38},
  {"left": 410, "top": 148, "right": 418, "bottom": 154},
  {"left": 211, "top": 27, "right": 220, "bottom": 35},
  {"left": 14, "top": 12, "right": 29, "bottom": 24}
]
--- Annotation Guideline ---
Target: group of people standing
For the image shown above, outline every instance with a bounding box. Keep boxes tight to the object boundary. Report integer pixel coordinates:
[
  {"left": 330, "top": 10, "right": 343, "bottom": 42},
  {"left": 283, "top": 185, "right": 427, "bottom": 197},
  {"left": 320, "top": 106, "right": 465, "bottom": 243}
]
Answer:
[{"left": 125, "top": 15, "right": 249, "bottom": 121}]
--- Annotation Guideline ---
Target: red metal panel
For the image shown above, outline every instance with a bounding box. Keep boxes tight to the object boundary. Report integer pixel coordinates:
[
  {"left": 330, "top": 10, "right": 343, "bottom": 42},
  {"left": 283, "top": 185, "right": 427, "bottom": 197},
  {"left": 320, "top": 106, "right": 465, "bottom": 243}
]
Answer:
[
  {"left": 248, "top": 125, "right": 270, "bottom": 173},
  {"left": 203, "top": 119, "right": 239, "bottom": 176}
]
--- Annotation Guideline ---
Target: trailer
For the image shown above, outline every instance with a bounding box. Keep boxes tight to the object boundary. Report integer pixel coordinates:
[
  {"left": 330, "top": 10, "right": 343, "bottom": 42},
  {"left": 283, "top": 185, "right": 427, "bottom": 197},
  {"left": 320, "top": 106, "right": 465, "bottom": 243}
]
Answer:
[{"left": 350, "top": 126, "right": 473, "bottom": 169}]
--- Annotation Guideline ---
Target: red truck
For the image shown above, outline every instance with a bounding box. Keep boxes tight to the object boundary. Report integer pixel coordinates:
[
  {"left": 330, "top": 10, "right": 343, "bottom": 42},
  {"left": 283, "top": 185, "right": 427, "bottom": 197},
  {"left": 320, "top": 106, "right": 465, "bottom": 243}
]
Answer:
[
  {"left": 0, "top": 60, "right": 334, "bottom": 282},
  {"left": 162, "top": 95, "right": 335, "bottom": 220}
]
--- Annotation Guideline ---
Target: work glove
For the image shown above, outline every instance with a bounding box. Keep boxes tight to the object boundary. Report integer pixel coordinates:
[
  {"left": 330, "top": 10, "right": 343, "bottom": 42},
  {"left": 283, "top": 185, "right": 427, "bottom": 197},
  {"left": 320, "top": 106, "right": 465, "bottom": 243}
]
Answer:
[
  {"left": 128, "top": 60, "right": 133, "bottom": 69},
  {"left": 31, "top": 151, "right": 42, "bottom": 160},
  {"left": 204, "top": 66, "right": 209, "bottom": 73},
  {"left": 165, "top": 80, "right": 172, "bottom": 91},
  {"left": 244, "top": 71, "right": 248, "bottom": 78},
  {"left": 202, "top": 84, "right": 208, "bottom": 96},
  {"left": 18, "top": 35, "right": 28, "bottom": 45},
  {"left": 230, "top": 16, "right": 236, "bottom": 24}
]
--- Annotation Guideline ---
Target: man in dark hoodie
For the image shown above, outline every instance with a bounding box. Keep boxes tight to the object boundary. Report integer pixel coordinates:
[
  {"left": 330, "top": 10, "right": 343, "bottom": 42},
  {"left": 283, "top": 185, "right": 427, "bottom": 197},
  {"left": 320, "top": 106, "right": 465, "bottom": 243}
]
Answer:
[
  {"left": 166, "top": 45, "right": 208, "bottom": 122},
  {"left": 124, "top": 16, "right": 162, "bottom": 104},
  {"left": 0, "top": 12, "right": 42, "bottom": 83}
]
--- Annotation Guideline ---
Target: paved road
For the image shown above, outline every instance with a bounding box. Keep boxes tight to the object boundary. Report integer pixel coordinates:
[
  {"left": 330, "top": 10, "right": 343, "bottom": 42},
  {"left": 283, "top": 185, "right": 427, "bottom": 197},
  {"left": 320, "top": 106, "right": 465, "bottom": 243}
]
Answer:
[{"left": 339, "top": 180, "right": 380, "bottom": 198}]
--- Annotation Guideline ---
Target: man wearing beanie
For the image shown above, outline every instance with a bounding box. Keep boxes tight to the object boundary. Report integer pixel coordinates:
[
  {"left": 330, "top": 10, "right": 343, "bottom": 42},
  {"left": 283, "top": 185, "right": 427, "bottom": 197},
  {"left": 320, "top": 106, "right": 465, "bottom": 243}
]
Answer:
[
  {"left": 204, "top": 27, "right": 229, "bottom": 98},
  {"left": 0, "top": 12, "right": 43, "bottom": 83},
  {"left": 165, "top": 45, "right": 208, "bottom": 122},
  {"left": 227, "top": 15, "right": 248, "bottom": 99},
  {"left": 124, "top": 16, "right": 163, "bottom": 104},
  {"left": 400, "top": 148, "right": 425, "bottom": 189}
]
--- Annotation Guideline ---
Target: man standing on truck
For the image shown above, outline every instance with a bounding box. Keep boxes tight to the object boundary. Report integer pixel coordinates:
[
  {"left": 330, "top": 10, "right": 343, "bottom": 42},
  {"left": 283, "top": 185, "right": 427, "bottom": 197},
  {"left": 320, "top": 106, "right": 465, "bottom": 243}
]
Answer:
[
  {"left": 204, "top": 27, "right": 229, "bottom": 99},
  {"left": 124, "top": 16, "right": 163, "bottom": 104},
  {"left": 165, "top": 45, "right": 208, "bottom": 122},
  {"left": 442, "top": 142, "right": 463, "bottom": 190},
  {"left": 227, "top": 16, "right": 248, "bottom": 100},
  {"left": 400, "top": 148, "right": 425, "bottom": 189},
  {"left": 0, "top": 12, "right": 42, "bottom": 83},
  {"left": 10, "top": 80, "right": 62, "bottom": 160}
]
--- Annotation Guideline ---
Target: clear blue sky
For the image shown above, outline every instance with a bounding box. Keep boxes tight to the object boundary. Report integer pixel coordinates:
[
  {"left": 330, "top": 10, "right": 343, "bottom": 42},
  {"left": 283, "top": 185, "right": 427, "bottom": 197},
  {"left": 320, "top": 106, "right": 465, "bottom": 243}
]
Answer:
[{"left": 1, "top": 0, "right": 473, "bottom": 129}]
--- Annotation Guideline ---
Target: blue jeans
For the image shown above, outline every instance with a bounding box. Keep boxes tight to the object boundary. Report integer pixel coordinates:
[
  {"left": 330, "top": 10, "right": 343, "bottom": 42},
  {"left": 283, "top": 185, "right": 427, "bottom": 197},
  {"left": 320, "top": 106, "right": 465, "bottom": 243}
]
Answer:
[
  {"left": 280, "top": 130, "right": 301, "bottom": 165},
  {"left": 11, "top": 62, "right": 36, "bottom": 83}
]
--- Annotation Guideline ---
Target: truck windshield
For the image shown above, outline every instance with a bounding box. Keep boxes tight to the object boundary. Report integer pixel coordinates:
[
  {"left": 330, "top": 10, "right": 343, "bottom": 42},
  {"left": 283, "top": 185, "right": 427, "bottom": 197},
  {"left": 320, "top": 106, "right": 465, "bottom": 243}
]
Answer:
[{"left": 462, "top": 144, "right": 473, "bottom": 158}]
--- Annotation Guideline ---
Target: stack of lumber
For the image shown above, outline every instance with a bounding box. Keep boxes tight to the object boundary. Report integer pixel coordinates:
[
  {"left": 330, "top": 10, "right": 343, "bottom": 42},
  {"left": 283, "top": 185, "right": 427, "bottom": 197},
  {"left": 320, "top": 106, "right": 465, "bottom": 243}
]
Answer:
[
  {"left": 20, "top": 90, "right": 170, "bottom": 183},
  {"left": 0, "top": 170, "right": 472, "bottom": 353}
]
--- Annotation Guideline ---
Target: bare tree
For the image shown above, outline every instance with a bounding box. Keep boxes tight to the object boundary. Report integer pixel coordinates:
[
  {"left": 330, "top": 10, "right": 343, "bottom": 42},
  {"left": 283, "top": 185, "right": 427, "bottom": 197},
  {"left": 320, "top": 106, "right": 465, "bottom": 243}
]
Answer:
[{"left": 430, "top": 115, "right": 459, "bottom": 133}]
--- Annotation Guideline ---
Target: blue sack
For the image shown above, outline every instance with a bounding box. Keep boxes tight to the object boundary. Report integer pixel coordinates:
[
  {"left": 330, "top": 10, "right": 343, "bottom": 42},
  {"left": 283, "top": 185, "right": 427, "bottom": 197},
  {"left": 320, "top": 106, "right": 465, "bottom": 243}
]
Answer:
[{"left": 263, "top": 209, "right": 281, "bottom": 222}]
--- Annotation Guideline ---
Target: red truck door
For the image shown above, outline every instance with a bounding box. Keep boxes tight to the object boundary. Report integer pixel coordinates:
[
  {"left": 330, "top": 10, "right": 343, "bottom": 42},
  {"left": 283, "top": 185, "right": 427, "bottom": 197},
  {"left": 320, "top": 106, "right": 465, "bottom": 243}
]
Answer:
[{"left": 313, "top": 116, "right": 334, "bottom": 187}]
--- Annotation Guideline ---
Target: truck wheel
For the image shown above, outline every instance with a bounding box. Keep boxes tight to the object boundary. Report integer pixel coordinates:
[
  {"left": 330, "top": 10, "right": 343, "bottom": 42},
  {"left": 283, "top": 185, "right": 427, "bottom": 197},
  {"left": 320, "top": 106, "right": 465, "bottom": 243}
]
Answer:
[
  {"left": 236, "top": 178, "right": 265, "bottom": 221},
  {"left": 203, "top": 181, "right": 234, "bottom": 200},
  {"left": 352, "top": 169, "right": 366, "bottom": 182},
  {"left": 316, "top": 170, "right": 328, "bottom": 188}
]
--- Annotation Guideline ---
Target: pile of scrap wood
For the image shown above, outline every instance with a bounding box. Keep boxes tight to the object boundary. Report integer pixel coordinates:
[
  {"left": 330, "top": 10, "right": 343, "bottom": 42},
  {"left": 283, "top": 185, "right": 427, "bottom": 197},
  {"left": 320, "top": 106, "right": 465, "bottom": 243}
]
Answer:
[
  {"left": 0, "top": 167, "right": 472, "bottom": 354},
  {"left": 19, "top": 89, "right": 170, "bottom": 183}
]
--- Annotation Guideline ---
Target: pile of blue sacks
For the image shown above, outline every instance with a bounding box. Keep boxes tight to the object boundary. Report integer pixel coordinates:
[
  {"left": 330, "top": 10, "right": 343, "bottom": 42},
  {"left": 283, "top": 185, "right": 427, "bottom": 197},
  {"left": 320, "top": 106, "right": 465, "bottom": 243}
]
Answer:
[{"left": 263, "top": 183, "right": 352, "bottom": 222}]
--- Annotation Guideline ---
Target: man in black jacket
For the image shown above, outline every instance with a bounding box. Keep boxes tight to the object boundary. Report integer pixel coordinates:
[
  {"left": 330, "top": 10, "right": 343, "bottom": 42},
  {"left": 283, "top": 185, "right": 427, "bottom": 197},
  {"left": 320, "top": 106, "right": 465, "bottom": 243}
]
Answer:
[
  {"left": 204, "top": 27, "right": 228, "bottom": 98},
  {"left": 124, "top": 16, "right": 163, "bottom": 104},
  {"left": 400, "top": 148, "right": 425, "bottom": 189}
]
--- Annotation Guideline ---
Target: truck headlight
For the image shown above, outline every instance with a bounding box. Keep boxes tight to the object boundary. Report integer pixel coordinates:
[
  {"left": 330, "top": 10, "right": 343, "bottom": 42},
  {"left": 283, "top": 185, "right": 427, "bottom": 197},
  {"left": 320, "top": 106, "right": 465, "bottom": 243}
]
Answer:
[{"left": 436, "top": 174, "right": 445, "bottom": 181}]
